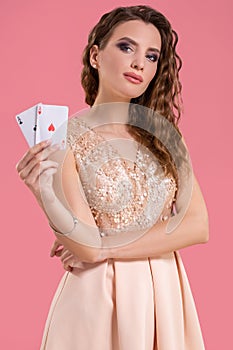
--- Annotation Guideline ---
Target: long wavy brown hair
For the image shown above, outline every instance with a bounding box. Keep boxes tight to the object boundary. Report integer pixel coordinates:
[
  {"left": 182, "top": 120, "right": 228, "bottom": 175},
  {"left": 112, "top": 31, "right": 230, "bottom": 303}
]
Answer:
[{"left": 81, "top": 5, "right": 189, "bottom": 200}]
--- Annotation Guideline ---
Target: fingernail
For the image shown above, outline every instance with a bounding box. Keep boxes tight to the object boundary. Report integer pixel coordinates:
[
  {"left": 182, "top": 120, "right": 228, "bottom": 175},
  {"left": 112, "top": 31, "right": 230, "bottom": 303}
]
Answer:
[{"left": 44, "top": 139, "right": 52, "bottom": 146}]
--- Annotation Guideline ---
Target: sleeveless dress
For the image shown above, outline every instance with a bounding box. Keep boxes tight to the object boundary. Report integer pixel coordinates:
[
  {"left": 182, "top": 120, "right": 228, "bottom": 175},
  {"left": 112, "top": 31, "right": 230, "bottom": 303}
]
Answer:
[{"left": 40, "top": 117, "right": 206, "bottom": 350}]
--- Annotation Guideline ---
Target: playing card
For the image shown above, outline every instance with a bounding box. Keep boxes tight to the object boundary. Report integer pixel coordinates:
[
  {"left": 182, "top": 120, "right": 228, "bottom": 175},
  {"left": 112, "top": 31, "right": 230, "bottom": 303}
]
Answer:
[
  {"left": 35, "top": 103, "right": 69, "bottom": 149},
  {"left": 16, "top": 103, "right": 69, "bottom": 149},
  {"left": 15, "top": 103, "right": 39, "bottom": 147}
]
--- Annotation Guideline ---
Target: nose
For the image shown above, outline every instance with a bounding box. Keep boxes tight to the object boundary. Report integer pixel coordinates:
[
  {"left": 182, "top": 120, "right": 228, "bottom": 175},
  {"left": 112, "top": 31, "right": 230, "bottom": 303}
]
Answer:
[{"left": 131, "top": 54, "right": 144, "bottom": 71}]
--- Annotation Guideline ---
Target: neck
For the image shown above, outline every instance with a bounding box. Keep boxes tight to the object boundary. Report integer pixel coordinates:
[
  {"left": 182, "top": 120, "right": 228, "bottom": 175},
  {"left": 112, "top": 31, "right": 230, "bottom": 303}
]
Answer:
[{"left": 86, "top": 102, "right": 131, "bottom": 133}]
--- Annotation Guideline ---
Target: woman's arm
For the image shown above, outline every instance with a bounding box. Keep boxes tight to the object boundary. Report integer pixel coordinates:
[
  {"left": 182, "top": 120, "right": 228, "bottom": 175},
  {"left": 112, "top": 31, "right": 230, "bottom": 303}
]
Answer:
[
  {"left": 16, "top": 140, "right": 103, "bottom": 263},
  {"left": 41, "top": 147, "right": 104, "bottom": 263},
  {"left": 17, "top": 140, "right": 208, "bottom": 263},
  {"left": 51, "top": 146, "right": 209, "bottom": 262},
  {"left": 102, "top": 174, "right": 209, "bottom": 260}
]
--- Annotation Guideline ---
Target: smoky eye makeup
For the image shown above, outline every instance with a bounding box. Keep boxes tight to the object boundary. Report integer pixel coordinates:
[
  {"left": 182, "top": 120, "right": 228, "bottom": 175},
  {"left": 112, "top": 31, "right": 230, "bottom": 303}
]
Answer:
[
  {"left": 146, "top": 53, "right": 159, "bottom": 62},
  {"left": 116, "top": 42, "right": 133, "bottom": 52},
  {"left": 116, "top": 41, "right": 160, "bottom": 62}
]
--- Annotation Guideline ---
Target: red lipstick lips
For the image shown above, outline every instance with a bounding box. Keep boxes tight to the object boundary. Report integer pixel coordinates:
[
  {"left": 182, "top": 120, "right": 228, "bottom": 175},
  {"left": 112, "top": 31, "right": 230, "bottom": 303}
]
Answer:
[{"left": 123, "top": 72, "right": 143, "bottom": 84}]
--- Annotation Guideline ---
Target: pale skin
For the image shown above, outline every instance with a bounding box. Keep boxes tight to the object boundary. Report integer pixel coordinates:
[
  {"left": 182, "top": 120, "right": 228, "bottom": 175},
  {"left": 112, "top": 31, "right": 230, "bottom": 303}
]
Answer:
[{"left": 16, "top": 20, "right": 209, "bottom": 271}]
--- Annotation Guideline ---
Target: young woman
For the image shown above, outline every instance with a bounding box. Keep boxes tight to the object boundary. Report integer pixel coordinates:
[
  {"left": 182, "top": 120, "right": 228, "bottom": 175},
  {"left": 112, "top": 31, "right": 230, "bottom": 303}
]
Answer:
[{"left": 16, "top": 5, "right": 209, "bottom": 350}]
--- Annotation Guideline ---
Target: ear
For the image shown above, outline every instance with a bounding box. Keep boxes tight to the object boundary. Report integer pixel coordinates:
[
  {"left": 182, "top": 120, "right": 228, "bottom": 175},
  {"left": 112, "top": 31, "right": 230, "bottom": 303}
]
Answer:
[{"left": 89, "top": 45, "right": 99, "bottom": 69}]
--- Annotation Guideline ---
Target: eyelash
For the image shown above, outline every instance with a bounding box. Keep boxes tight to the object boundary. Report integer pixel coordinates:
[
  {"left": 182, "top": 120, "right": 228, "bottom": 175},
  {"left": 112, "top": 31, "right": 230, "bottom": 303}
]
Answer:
[{"left": 117, "top": 42, "right": 159, "bottom": 63}]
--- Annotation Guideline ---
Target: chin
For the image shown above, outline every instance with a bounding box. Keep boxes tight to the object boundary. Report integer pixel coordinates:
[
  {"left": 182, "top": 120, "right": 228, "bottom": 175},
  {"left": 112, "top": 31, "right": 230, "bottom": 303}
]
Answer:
[
  {"left": 110, "top": 86, "right": 145, "bottom": 102},
  {"left": 120, "top": 90, "right": 145, "bottom": 101}
]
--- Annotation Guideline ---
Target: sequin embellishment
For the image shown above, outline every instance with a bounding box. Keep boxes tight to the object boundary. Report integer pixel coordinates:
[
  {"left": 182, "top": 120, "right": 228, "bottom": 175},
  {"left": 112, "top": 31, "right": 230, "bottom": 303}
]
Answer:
[{"left": 66, "top": 117, "right": 177, "bottom": 236}]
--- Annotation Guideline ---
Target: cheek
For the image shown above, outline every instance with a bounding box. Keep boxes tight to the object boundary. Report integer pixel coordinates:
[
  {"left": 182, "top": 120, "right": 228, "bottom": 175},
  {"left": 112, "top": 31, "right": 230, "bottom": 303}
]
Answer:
[
  {"left": 145, "top": 65, "right": 158, "bottom": 85},
  {"left": 99, "top": 53, "right": 120, "bottom": 78},
  {"left": 150, "top": 63, "right": 158, "bottom": 77}
]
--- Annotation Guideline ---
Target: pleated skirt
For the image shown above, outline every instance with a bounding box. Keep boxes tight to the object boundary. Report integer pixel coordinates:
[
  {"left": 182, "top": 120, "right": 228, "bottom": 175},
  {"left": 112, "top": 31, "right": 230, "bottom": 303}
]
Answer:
[{"left": 40, "top": 251, "right": 205, "bottom": 350}]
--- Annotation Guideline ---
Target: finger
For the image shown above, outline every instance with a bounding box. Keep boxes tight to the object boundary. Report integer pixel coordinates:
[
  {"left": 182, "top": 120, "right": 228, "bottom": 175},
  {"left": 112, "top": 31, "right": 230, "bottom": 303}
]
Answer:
[
  {"left": 50, "top": 239, "right": 64, "bottom": 257},
  {"left": 60, "top": 250, "right": 73, "bottom": 263},
  {"left": 63, "top": 256, "right": 75, "bottom": 272},
  {"left": 18, "top": 147, "right": 59, "bottom": 182},
  {"left": 22, "top": 160, "right": 59, "bottom": 186},
  {"left": 64, "top": 265, "right": 73, "bottom": 272},
  {"left": 53, "top": 247, "right": 65, "bottom": 257},
  {"left": 16, "top": 139, "right": 52, "bottom": 173},
  {"left": 40, "top": 143, "right": 61, "bottom": 162}
]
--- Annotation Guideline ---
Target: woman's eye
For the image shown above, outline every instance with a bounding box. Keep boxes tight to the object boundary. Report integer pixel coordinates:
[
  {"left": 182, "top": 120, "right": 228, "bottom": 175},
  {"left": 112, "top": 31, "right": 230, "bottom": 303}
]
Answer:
[
  {"left": 117, "top": 43, "right": 159, "bottom": 62},
  {"left": 147, "top": 54, "right": 159, "bottom": 62},
  {"left": 117, "top": 43, "right": 133, "bottom": 53}
]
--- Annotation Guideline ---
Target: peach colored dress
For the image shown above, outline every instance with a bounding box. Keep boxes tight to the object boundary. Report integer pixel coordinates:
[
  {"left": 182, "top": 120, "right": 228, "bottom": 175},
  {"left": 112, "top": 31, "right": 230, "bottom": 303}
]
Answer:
[{"left": 40, "top": 118, "right": 206, "bottom": 350}]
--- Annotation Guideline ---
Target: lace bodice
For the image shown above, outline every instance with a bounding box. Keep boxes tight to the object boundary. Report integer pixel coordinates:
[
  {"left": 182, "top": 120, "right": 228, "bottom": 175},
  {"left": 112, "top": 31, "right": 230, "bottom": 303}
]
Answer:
[{"left": 66, "top": 117, "right": 177, "bottom": 237}]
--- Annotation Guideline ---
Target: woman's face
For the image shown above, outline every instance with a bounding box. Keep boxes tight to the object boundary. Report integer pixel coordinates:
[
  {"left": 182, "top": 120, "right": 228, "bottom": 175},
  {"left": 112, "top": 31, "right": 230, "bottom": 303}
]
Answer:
[{"left": 90, "top": 20, "right": 162, "bottom": 104}]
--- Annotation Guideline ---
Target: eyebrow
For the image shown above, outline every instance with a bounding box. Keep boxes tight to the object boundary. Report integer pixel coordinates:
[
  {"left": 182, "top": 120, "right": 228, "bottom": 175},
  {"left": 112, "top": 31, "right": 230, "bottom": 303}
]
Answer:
[{"left": 116, "top": 36, "right": 161, "bottom": 54}]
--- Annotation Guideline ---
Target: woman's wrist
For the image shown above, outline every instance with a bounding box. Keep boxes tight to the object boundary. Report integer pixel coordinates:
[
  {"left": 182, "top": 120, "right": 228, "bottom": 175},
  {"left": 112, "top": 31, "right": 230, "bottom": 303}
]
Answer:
[
  {"left": 38, "top": 190, "right": 78, "bottom": 239},
  {"left": 39, "top": 188, "right": 57, "bottom": 207}
]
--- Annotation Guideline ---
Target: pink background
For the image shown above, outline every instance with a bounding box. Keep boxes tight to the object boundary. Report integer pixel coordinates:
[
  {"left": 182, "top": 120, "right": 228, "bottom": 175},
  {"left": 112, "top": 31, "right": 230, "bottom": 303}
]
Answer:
[{"left": 1, "top": 0, "right": 232, "bottom": 348}]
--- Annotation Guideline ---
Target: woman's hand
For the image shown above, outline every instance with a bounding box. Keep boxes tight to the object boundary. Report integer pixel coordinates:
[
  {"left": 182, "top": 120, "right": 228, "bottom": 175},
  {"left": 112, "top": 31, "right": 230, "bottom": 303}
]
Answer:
[
  {"left": 16, "top": 139, "right": 60, "bottom": 207},
  {"left": 50, "top": 239, "right": 76, "bottom": 272}
]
